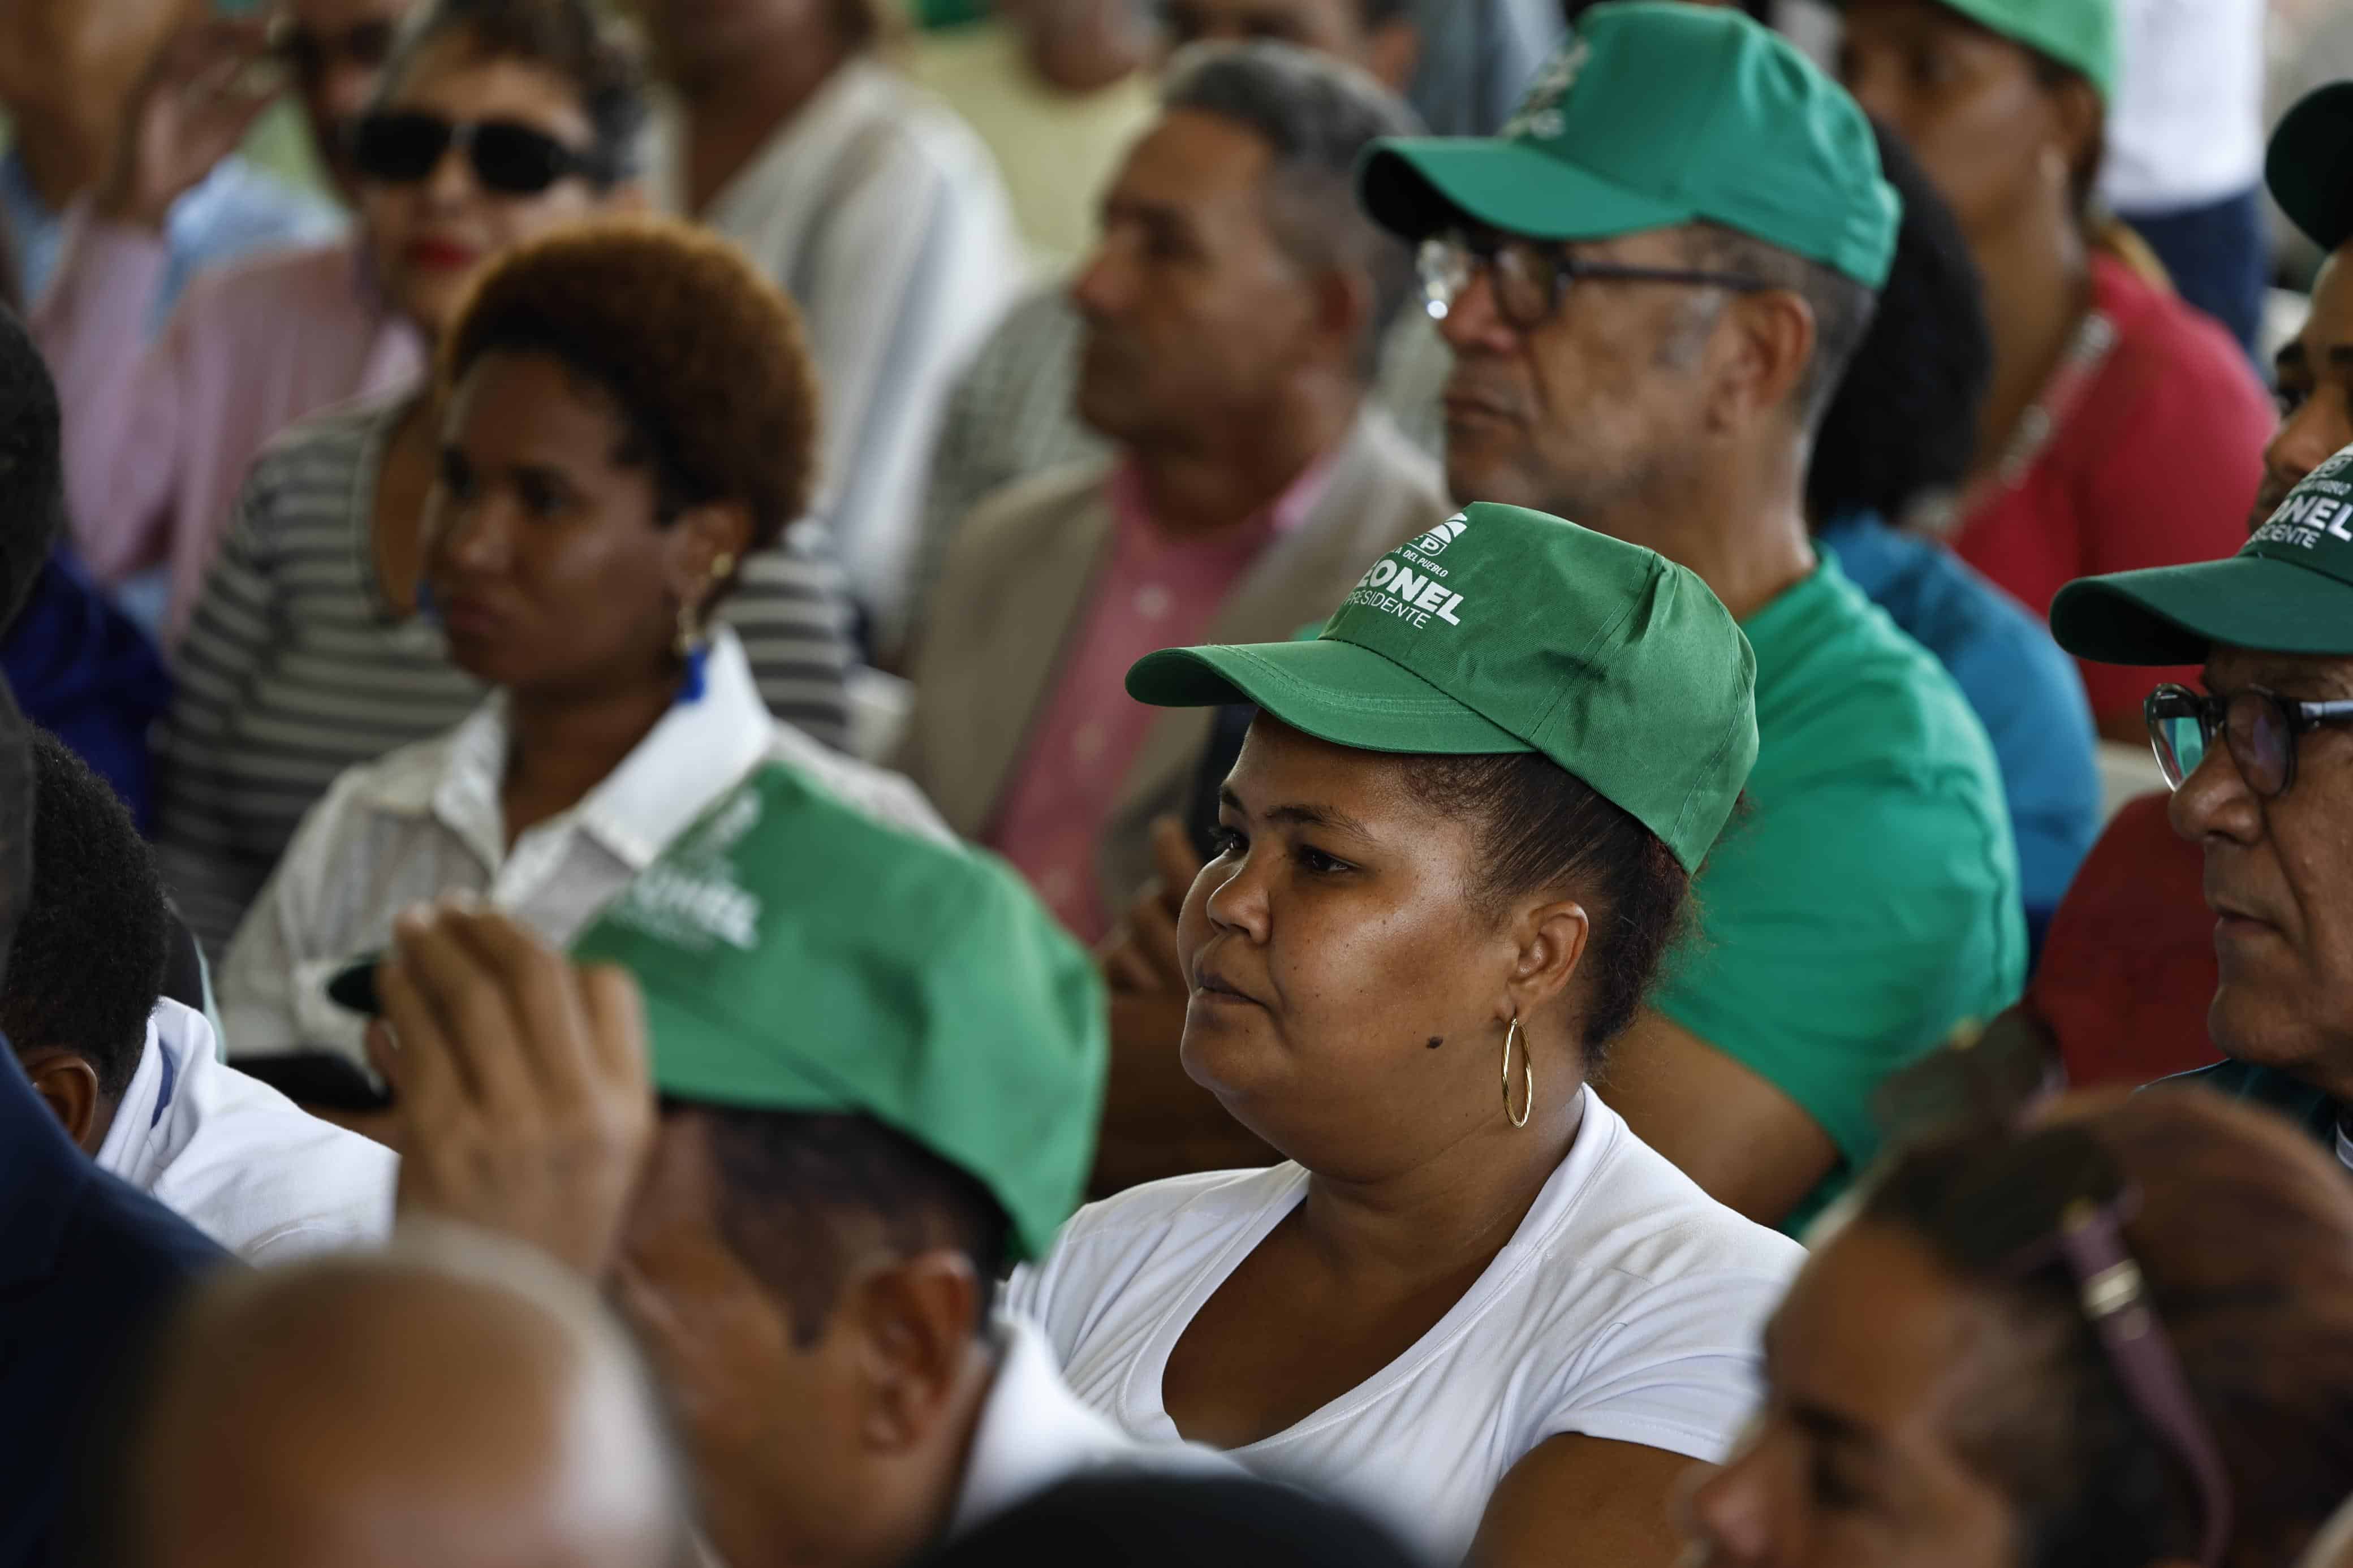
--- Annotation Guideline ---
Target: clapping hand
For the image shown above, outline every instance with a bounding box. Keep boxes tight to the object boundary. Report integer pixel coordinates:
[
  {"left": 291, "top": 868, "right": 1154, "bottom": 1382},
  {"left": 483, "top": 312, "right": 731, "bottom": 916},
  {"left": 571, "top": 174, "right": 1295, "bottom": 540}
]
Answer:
[
  {"left": 97, "top": 20, "right": 284, "bottom": 232},
  {"left": 368, "top": 900, "right": 656, "bottom": 1280}
]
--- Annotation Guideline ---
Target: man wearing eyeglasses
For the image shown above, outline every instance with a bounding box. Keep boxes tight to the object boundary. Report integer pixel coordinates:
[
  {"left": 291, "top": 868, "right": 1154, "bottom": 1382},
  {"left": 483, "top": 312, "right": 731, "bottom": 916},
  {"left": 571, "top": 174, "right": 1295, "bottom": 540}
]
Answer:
[
  {"left": 2051, "top": 451, "right": 2353, "bottom": 1163},
  {"left": 1351, "top": 3, "right": 2023, "bottom": 1235}
]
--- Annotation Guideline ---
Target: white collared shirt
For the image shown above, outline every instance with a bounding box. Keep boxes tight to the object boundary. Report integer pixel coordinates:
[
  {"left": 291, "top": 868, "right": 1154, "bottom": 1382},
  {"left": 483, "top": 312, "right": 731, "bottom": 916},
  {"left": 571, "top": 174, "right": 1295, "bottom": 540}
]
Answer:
[
  {"left": 948, "top": 1316, "right": 1236, "bottom": 1539},
  {"left": 649, "top": 60, "right": 1028, "bottom": 642},
  {"left": 97, "top": 999, "right": 397, "bottom": 1261},
  {"left": 217, "top": 627, "right": 947, "bottom": 1069}
]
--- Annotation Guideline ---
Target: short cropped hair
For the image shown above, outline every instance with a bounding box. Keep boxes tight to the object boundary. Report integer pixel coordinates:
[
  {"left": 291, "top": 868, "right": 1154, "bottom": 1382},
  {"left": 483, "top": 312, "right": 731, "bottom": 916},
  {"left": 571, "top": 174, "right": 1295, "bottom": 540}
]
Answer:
[
  {"left": 696, "top": 1108, "right": 1013, "bottom": 1346},
  {"left": 1399, "top": 753, "right": 1691, "bottom": 1074},
  {"left": 1806, "top": 118, "right": 1991, "bottom": 526},
  {"left": 0, "top": 306, "right": 62, "bottom": 630},
  {"left": 1, "top": 734, "right": 169, "bottom": 1101},
  {"left": 1161, "top": 42, "right": 1424, "bottom": 377},
  {"left": 441, "top": 219, "right": 822, "bottom": 560},
  {"left": 374, "top": 0, "right": 648, "bottom": 186},
  {"left": 1683, "top": 222, "right": 1880, "bottom": 434}
]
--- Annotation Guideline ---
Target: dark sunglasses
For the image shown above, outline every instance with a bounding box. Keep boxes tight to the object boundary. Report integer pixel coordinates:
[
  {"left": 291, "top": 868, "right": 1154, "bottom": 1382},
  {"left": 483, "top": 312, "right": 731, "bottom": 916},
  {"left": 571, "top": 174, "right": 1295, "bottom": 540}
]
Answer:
[
  {"left": 1874, "top": 1032, "right": 2233, "bottom": 1568},
  {"left": 350, "top": 111, "right": 610, "bottom": 196},
  {"left": 2145, "top": 682, "right": 2353, "bottom": 798},
  {"left": 269, "top": 16, "right": 398, "bottom": 81},
  {"left": 1418, "top": 225, "right": 1769, "bottom": 332}
]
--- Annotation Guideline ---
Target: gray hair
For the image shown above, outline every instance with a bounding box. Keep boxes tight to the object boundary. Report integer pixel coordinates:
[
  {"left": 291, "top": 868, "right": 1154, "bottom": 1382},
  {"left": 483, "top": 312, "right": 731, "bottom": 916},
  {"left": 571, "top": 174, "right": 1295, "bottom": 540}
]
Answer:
[{"left": 1161, "top": 40, "right": 1425, "bottom": 380}]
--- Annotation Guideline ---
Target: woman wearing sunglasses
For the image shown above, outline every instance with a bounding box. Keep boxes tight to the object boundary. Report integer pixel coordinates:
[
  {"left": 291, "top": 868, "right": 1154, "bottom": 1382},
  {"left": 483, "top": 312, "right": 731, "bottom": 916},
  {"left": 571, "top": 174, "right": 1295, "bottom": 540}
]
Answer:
[
  {"left": 2046, "top": 447, "right": 2353, "bottom": 1155},
  {"left": 152, "top": 0, "right": 858, "bottom": 962},
  {"left": 1010, "top": 504, "right": 1804, "bottom": 1568},
  {"left": 1684, "top": 1088, "right": 2353, "bottom": 1568},
  {"left": 212, "top": 218, "right": 940, "bottom": 1102}
]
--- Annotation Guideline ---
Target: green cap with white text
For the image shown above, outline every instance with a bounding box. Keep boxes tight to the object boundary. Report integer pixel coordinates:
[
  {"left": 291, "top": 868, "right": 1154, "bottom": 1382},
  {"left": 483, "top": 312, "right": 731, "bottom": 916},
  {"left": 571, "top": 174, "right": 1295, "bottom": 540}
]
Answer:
[
  {"left": 1358, "top": 3, "right": 1900, "bottom": 288},
  {"left": 2050, "top": 444, "right": 2353, "bottom": 666},
  {"left": 571, "top": 767, "right": 1107, "bottom": 1262},
  {"left": 1126, "top": 503, "right": 1759, "bottom": 874}
]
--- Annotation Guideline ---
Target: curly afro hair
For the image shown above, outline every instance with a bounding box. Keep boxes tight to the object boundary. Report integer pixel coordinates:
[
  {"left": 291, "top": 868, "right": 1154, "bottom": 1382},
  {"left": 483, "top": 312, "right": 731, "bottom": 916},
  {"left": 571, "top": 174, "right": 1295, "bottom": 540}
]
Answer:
[{"left": 438, "top": 217, "right": 822, "bottom": 560}]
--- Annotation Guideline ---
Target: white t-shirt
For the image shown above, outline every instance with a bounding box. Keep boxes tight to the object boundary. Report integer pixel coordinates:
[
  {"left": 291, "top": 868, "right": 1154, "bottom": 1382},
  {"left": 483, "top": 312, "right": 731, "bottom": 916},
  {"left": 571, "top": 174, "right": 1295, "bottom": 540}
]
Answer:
[{"left": 1007, "top": 1090, "right": 1804, "bottom": 1564}]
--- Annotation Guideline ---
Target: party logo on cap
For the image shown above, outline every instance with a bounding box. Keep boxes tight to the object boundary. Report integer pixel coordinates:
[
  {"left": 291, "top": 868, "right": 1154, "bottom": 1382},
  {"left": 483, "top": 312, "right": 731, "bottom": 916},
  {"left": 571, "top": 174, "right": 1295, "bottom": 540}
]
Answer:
[
  {"left": 1412, "top": 515, "right": 1469, "bottom": 556},
  {"left": 602, "top": 787, "right": 765, "bottom": 952},
  {"left": 1501, "top": 36, "right": 1589, "bottom": 142},
  {"left": 2253, "top": 447, "right": 2353, "bottom": 556},
  {"left": 1346, "top": 515, "right": 1472, "bottom": 630}
]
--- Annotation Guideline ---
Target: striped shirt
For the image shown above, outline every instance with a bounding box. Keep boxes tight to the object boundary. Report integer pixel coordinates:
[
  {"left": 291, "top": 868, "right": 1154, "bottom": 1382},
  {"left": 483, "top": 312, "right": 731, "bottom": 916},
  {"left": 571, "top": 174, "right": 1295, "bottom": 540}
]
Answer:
[{"left": 156, "top": 395, "right": 858, "bottom": 960}]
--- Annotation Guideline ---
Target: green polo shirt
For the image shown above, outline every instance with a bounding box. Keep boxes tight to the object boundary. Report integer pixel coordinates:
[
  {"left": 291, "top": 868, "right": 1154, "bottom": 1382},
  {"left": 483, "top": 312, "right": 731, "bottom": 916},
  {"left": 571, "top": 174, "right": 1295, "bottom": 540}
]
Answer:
[{"left": 1653, "top": 554, "right": 2026, "bottom": 1233}]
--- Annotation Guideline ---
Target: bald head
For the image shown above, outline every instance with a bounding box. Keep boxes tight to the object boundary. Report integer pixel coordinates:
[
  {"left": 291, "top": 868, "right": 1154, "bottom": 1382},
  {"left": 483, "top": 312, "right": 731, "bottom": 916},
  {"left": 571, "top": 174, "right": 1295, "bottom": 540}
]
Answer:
[{"left": 112, "top": 1226, "right": 684, "bottom": 1568}]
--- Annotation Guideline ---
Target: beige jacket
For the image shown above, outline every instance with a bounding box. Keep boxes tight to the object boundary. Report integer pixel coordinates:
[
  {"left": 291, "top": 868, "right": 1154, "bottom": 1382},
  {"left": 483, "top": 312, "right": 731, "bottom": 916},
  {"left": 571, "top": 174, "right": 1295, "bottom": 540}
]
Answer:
[{"left": 901, "top": 411, "right": 1449, "bottom": 913}]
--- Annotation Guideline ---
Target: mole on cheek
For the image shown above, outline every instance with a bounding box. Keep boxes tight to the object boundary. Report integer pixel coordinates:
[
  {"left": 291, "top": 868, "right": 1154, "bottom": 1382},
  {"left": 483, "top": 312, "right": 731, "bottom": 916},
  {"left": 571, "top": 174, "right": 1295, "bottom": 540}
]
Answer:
[{"left": 1426, "top": 1036, "right": 1444, "bottom": 1050}]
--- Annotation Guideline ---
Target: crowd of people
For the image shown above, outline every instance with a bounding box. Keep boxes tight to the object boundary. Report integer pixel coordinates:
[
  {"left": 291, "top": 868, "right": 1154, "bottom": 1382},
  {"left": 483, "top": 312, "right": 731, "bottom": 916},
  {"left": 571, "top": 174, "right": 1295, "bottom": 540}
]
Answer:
[{"left": 2, "top": 0, "right": 2352, "bottom": 1565}]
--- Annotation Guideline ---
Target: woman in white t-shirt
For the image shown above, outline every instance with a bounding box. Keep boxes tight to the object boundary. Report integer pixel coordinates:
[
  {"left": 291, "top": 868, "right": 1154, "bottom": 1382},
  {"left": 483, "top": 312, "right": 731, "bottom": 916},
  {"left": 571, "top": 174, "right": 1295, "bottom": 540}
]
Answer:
[{"left": 1009, "top": 504, "right": 1805, "bottom": 1567}]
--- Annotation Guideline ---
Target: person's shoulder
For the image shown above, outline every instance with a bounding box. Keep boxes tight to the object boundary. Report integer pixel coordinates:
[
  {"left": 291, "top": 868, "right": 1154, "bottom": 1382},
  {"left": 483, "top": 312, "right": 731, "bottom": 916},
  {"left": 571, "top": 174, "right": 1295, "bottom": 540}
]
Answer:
[
  {"left": 1831, "top": 529, "right": 2085, "bottom": 719},
  {"left": 1053, "top": 1166, "right": 1303, "bottom": 1255},
  {"left": 760, "top": 720, "right": 954, "bottom": 844},
  {"left": 950, "top": 456, "right": 1117, "bottom": 564},
  {"left": 859, "top": 60, "right": 1014, "bottom": 178},
  {"left": 247, "top": 392, "right": 405, "bottom": 489},
  {"left": 2089, "top": 255, "right": 2273, "bottom": 429},
  {"left": 1755, "top": 561, "right": 1994, "bottom": 792},
  {"left": 1532, "top": 1109, "right": 1807, "bottom": 1294}
]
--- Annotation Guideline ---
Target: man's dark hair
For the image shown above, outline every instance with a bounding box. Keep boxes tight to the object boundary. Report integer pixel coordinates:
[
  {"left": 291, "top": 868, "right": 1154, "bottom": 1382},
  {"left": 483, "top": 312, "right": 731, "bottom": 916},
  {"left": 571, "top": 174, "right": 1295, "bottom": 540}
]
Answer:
[
  {"left": 1161, "top": 41, "right": 1425, "bottom": 378},
  {"left": 1399, "top": 753, "right": 1691, "bottom": 1075},
  {"left": 374, "top": 0, "right": 648, "bottom": 185},
  {"left": 1805, "top": 118, "right": 1991, "bottom": 528},
  {"left": 1682, "top": 222, "right": 1880, "bottom": 434},
  {"left": 1356, "top": 0, "right": 1411, "bottom": 28},
  {"left": 694, "top": 1108, "right": 1013, "bottom": 1345},
  {"left": 1, "top": 734, "right": 169, "bottom": 1101},
  {"left": 0, "top": 305, "right": 64, "bottom": 631}
]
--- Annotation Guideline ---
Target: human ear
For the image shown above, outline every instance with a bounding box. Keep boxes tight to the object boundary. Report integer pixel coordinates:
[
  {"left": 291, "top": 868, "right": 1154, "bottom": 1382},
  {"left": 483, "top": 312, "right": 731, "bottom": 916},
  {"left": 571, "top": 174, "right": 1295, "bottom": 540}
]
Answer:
[
  {"left": 1708, "top": 287, "right": 1816, "bottom": 434},
  {"left": 667, "top": 500, "right": 757, "bottom": 615},
  {"left": 1364, "top": 21, "right": 1421, "bottom": 93},
  {"left": 19, "top": 1047, "right": 105, "bottom": 1152},
  {"left": 2048, "top": 76, "right": 2101, "bottom": 210},
  {"left": 849, "top": 1252, "right": 983, "bottom": 1454},
  {"left": 1504, "top": 897, "right": 1592, "bottom": 1022},
  {"left": 1307, "top": 266, "right": 1374, "bottom": 377}
]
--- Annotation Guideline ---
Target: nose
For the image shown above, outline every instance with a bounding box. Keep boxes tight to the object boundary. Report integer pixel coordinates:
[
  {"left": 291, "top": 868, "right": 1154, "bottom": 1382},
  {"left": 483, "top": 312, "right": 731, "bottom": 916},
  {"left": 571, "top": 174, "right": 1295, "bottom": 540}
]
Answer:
[
  {"left": 2262, "top": 394, "right": 2353, "bottom": 509},
  {"left": 2169, "top": 716, "right": 2264, "bottom": 848},
  {"left": 421, "top": 129, "right": 480, "bottom": 206},
  {"left": 1675, "top": 1434, "right": 1777, "bottom": 1568},
  {"left": 429, "top": 486, "right": 516, "bottom": 580},
  {"left": 1199, "top": 840, "right": 1270, "bottom": 947},
  {"left": 1069, "top": 231, "right": 1134, "bottom": 323},
  {"left": 1435, "top": 266, "right": 1517, "bottom": 356}
]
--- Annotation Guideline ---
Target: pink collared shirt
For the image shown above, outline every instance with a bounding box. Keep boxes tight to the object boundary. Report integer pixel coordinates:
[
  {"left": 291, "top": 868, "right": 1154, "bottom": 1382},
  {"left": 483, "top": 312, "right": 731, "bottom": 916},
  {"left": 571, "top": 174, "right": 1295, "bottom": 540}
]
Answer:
[
  {"left": 987, "top": 456, "right": 1331, "bottom": 941},
  {"left": 33, "top": 210, "right": 425, "bottom": 646}
]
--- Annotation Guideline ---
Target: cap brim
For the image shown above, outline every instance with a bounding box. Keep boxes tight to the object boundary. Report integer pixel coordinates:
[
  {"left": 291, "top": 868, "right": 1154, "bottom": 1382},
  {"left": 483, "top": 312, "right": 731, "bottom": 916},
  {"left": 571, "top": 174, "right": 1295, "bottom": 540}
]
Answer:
[
  {"left": 1358, "top": 137, "right": 1693, "bottom": 245},
  {"left": 1127, "top": 638, "right": 1531, "bottom": 757},
  {"left": 2050, "top": 554, "right": 2353, "bottom": 666},
  {"left": 2268, "top": 82, "right": 2353, "bottom": 253}
]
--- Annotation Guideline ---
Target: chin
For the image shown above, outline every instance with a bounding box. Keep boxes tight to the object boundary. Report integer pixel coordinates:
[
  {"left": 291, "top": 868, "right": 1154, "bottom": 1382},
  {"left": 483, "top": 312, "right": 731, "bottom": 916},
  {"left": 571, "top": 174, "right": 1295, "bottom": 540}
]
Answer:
[{"left": 2209, "top": 983, "right": 2335, "bottom": 1082}]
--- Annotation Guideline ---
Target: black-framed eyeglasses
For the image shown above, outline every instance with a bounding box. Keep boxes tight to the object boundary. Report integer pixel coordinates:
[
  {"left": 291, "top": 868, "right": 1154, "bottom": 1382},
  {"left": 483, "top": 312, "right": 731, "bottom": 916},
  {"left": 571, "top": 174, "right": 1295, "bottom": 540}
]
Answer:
[
  {"left": 350, "top": 111, "right": 611, "bottom": 197},
  {"left": 2145, "top": 683, "right": 2353, "bottom": 798},
  {"left": 1872, "top": 1033, "right": 2233, "bottom": 1568},
  {"left": 1417, "top": 226, "right": 1770, "bottom": 331},
  {"left": 268, "top": 15, "right": 399, "bottom": 84}
]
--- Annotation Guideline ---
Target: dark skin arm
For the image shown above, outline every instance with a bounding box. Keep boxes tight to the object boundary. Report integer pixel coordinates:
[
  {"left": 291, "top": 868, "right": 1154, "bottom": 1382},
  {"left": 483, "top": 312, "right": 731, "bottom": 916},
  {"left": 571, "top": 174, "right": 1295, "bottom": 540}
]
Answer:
[
  {"left": 1471, "top": 1435, "right": 1694, "bottom": 1568},
  {"left": 1596, "top": 1010, "right": 1839, "bottom": 1228}
]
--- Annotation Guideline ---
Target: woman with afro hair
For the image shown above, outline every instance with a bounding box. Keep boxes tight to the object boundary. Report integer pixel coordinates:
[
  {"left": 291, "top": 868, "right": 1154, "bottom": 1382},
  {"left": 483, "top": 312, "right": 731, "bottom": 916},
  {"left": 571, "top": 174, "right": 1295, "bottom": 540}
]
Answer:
[{"left": 212, "top": 218, "right": 945, "bottom": 1107}]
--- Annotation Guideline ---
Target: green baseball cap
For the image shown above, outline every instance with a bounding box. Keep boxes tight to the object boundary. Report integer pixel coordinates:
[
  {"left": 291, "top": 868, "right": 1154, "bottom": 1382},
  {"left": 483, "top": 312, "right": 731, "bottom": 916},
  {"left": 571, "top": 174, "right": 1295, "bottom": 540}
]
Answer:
[
  {"left": 1126, "top": 502, "right": 1759, "bottom": 874},
  {"left": 2269, "top": 82, "right": 2353, "bottom": 253},
  {"left": 1358, "top": 2, "right": 1900, "bottom": 288},
  {"left": 1830, "top": 0, "right": 2116, "bottom": 103},
  {"left": 571, "top": 766, "right": 1107, "bottom": 1262},
  {"left": 2049, "top": 446, "right": 2353, "bottom": 666}
]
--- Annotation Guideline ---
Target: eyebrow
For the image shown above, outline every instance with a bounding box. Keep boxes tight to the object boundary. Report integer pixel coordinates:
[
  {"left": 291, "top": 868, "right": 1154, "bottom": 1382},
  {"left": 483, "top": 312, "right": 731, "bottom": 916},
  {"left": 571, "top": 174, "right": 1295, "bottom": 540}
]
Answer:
[
  {"left": 2203, "top": 664, "right": 2353, "bottom": 700},
  {"left": 1217, "top": 786, "right": 1375, "bottom": 839}
]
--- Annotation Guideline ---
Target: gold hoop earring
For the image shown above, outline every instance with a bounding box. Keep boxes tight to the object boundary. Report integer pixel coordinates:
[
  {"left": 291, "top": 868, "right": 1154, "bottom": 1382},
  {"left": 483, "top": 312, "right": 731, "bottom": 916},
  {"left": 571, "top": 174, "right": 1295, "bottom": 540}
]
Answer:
[
  {"left": 1501, "top": 1017, "right": 1532, "bottom": 1129},
  {"left": 673, "top": 553, "right": 738, "bottom": 656}
]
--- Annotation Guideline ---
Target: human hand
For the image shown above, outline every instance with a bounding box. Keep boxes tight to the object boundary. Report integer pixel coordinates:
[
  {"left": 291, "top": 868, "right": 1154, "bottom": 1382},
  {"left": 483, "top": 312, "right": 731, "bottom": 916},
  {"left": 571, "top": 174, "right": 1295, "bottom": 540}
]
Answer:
[
  {"left": 96, "top": 20, "right": 283, "bottom": 233},
  {"left": 1098, "top": 815, "right": 1203, "bottom": 995},
  {"left": 369, "top": 900, "right": 655, "bottom": 1280}
]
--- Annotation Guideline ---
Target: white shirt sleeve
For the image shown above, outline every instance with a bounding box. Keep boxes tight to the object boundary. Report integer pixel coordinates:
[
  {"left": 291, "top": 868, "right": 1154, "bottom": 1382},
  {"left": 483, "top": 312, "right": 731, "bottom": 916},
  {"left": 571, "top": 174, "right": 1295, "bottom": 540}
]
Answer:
[{"left": 214, "top": 770, "right": 372, "bottom": 1065}]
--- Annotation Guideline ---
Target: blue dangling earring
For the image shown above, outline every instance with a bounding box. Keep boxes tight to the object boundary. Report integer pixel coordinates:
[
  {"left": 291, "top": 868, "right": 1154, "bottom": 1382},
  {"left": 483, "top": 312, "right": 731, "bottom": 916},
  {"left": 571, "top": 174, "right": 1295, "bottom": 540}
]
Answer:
[
  {"left": 675, "top": 556, "right": 731, "bottom": 706},
  {"left": 415, "top": 578, "right": 439, "bottom": 626}
]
